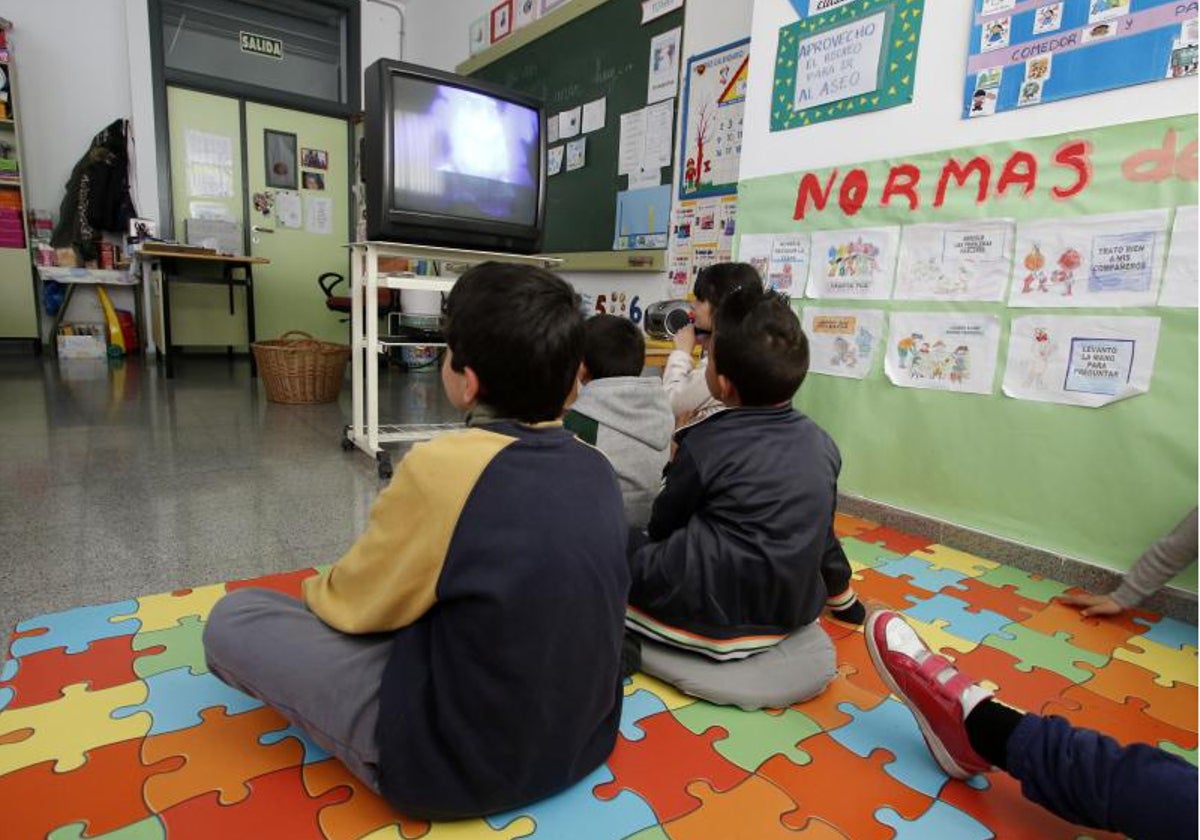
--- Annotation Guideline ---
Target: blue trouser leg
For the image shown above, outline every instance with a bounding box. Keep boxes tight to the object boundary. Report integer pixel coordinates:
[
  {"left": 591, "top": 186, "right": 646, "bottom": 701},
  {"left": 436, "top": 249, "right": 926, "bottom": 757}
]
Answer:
[{"left": 1007, "top": 712, "right": 1198, "bottom": 840}]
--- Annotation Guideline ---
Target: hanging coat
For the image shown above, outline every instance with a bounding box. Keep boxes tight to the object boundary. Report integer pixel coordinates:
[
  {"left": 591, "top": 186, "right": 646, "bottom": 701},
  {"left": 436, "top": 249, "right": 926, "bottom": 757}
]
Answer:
[{"left": 50, "top": 119, "right": 137, "bottom": 260}]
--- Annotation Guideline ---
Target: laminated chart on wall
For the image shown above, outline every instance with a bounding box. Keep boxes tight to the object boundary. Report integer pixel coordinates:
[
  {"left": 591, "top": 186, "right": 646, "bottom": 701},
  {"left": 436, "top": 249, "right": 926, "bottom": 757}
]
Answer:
[
  {"left": 807, "top": 226, "right": 900, "bottom": 299},
  {"left": 964, "top": 0, "right": 1198, "bottom": 119},
  {"left": 802, "top": 307, "right": 886, "bottom": 379},
  {"left": 894, "top": 219, "right": 1015, "bottom": 301},
  {"left": 679, "top": 38, "right": 749, "bottom": 200},
  {"left": 1008, "top": 209, "right": 1170, "bottom": 308},
  {"left": 885, "top": 312, "right": 1001, "bottom": 395},
  {"left": 1159, "top": 205, "right": 1199, "bottom": 307},
  {"left": 614, "top": 185, "right": 671, "bottom": 250},
  {"left": 1003, "top": 315, "right": 1162, "bottom": 406},
  {"left": 771, "top": 0, "right": 925, "bottom": 132},
  {"left": 668, "top": 195, "right": 738, "bottom": 294}
]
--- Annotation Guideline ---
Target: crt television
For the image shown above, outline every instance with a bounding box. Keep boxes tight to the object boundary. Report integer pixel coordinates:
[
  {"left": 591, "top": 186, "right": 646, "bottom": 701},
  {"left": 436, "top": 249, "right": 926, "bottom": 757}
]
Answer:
[{"left": 364, "top": 59, "right": 546, "bottom": 254}]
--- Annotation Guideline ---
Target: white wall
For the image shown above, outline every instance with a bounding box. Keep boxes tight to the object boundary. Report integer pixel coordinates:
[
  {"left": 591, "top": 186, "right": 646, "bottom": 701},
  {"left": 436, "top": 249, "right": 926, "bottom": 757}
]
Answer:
[
  {"left": 0, "top": 0, "right": 135, "bottom": 213},
  {"left": 742, "top": 1, "right": 1198, "bottom": 180}
]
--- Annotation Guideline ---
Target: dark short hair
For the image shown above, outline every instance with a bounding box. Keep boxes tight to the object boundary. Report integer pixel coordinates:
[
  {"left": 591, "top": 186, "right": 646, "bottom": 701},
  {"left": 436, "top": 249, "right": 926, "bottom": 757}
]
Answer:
[
  {"left": 583, "top": 314, "right": 645, "bottom": 379},
  {"left": 710, "top": 287, "right": 809, "bottom": 406},
  {"left": 693, "top": 262, "right": 763, "bottom": 307},
  {"left": 445, "top": 262, "right": 584, "bottom": 422}
]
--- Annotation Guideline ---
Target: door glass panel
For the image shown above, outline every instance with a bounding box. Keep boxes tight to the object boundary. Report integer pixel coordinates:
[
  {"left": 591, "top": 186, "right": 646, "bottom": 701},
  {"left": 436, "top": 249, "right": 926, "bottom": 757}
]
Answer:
[{"left": 162, "top": 0, "right": 347, "bottom": 104}]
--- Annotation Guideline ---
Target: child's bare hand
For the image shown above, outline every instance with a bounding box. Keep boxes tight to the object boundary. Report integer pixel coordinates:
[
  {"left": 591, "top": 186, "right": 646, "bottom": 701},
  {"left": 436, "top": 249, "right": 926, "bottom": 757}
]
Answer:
[
  {"left": 1058, "top": 591, "right": 1124, "bottom": 618},
  {"left": 673, "top": 325, "right": 696, "bottom": 354}
]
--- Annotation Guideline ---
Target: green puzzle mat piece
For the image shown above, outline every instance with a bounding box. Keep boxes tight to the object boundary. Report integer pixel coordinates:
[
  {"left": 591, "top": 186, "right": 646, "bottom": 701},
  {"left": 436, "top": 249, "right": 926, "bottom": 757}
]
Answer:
[
  {"left": 840, "top": 537, "right": 905, "bottom": 570},
  {"left": 977, "top": 565, "right": 1069, "bottom": 603},
  {"left": 49, "top": 817, "right": 165, "bottom": 840},
  {"left": 984, "top": 624, "right": 1109, "bottom": 683},
  {"left": 132, "top": 615, "right": 209, "bottom": 679},
  {"left": 671, "top": 703, "right": 820, "bottom": 771},
  {"left": 1161, "top": 741, "right": 1199, "bottom": 767}
]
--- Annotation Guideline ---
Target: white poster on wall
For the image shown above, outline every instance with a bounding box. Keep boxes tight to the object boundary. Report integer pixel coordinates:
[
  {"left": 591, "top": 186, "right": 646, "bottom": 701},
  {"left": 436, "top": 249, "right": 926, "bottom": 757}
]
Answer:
[
  {"left": 1159, "top": 206, "right": 1198, "bottom": 308},
  {"left": 647, "top": 27, "right": 682, "bottom": 104},
  {"left": 737, "top": 233, "right": 774, "bottom": 283},
  {"left": 802, "top": 307, "right": 886, "bottom": 380},
  {"left": 767, "top": 233, "right": 810, "bottom": 298},
  {"left": 894, "top": 219, "right": 1015, "bottom": 302},
  {"left": 793, "top": 11, "right": 887, "bottom": 111},
  {"left": 1003, "top": 315, "right": 1162, "bottom": 407},
  {"left": 1008, "top": 209, "right": 1170, "bottom": 308},
  {"left": 885, "top": 312, "right": 1001, "bottom": 395},
  {"left": 807, "top": 226, "right": 899, "bottom": 300}
]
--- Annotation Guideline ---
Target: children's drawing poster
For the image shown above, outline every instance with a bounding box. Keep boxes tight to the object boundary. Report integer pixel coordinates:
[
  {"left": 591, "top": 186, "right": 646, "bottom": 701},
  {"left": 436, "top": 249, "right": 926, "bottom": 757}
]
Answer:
[
  {"left": 1160, "top": 205, "right": 1198, "bottom": 307},
  {"left": 771, "top": 0, "right": 924, "bottom": 132},
  {"left": 737, "top": 233, "right": 775, "bottom": 284},
  {"left": 807, "top": 227, "right": 899, "bottom": 300},
  {"left": 614, "top": 185, "right": 671, "bottom": 250},
  {"left": 885, "top": 312, "right": 1001, "bottom": 395},
  {"left": 1009, "top": 209, "right": 1170, "bottom": 308},
  {"left": 802, "top": 307, "right": 886, "bottom": 379},
  {"left": 679, "top": 39, "right": 748, "bottom": 201},
  {"left": 894, "top": 220, "right": 1015, "bottom": 301},
  {"left": 964, "top": 1, "right": 1198, "bottom": 119},
  {"left": 1003, "top": 315, "right": 1162, "bottom": 406}
]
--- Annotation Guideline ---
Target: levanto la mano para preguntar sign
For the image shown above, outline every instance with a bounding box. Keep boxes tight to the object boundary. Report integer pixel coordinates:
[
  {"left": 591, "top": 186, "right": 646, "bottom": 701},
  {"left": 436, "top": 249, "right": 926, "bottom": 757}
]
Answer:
[{"left": 240, "top": 31, "right": 283, "bottom": 59}]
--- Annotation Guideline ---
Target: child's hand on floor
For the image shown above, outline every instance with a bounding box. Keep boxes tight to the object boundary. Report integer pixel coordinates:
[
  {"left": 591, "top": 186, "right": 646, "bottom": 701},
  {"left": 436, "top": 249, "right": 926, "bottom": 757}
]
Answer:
[{"left": 1058, "top": 591, "right": 1124, "bottom": 617}]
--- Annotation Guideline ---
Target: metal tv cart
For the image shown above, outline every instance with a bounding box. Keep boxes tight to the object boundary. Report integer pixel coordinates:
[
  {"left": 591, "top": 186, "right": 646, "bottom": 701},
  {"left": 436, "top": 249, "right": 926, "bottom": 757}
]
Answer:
[{"left": 344, "top": 241, "right": 561, "bottom": 479}]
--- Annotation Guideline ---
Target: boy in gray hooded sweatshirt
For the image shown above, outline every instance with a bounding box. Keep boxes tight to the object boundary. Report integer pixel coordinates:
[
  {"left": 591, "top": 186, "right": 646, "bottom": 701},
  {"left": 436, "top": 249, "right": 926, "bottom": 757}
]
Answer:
[{"left": 565, "top": 315, "right": 675, "bottom": 531}]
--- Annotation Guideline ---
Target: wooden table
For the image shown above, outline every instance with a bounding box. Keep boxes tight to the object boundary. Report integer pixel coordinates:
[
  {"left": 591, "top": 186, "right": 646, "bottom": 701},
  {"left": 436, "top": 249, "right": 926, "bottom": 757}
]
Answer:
[{"left": 138, "top": 248, "right": 269, "bottom": 379}]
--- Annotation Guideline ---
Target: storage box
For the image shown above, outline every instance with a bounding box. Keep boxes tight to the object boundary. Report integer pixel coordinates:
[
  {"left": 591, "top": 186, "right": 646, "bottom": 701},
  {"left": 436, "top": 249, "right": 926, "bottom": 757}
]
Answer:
[{"left": 57, "top": 329, "right": 108, "bottom": 359}]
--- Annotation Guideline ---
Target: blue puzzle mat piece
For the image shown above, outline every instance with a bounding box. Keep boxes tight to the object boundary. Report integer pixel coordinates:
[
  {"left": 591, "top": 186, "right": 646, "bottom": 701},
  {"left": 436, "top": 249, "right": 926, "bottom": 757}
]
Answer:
[
  {"left": 902, "top": 593, "right": 1012, "bottom": 643},
  {"left": 486, "top": 763, "right": 657, "bottom": 839},
  {"left": 876, "top": 800, "right": 992, "bottom": 840},
  {"left": 10, "top": 599, "right": 140, "bottom": 657},
  {"left": 260, "top": 721, "right": 333, "bottom": 764},
  {"left": 0, "top": 659, "right": 16, "bottom": 712},
  {"left": 1134, "top": 616, "right": 1199, "bottom": 651},
  {"left": 875, "top": 556, "right": 968, "bottom": 594},
  {"left": 619, "top": 689, "right": 669, "bottom": 742},
  {"left": 112, "top": 666, "right": 262, "bottom": 735},
  {"left": 829, "top": 698, "right": 949, "bottom": 798}
]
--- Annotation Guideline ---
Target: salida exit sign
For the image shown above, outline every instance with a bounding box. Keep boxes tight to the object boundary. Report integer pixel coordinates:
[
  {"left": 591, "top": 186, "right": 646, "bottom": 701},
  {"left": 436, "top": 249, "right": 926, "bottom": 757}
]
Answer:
[{"left": 240, "top": 31, "right": 283, "bottom": 59}]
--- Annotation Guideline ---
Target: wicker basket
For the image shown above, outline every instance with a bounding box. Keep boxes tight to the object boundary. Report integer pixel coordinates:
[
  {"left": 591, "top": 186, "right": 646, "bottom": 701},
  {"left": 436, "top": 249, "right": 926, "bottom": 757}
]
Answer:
[{"left": 252, "top": 330, "right": 351, "bottom": 404}]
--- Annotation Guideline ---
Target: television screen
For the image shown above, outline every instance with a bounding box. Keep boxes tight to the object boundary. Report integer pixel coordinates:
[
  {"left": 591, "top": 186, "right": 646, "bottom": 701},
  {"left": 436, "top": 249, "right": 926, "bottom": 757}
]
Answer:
[{"left": 389, "top": 76, "right": 541, "bottom": 229}]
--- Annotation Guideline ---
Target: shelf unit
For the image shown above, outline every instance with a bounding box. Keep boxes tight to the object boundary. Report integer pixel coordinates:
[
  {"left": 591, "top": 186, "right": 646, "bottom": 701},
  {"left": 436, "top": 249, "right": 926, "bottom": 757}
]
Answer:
[
  {"left": 344, "top": 241, "right": 561, "bottom": 479},
  {"left": 0, "top": 20, "right": 37, "bottom": 348}
]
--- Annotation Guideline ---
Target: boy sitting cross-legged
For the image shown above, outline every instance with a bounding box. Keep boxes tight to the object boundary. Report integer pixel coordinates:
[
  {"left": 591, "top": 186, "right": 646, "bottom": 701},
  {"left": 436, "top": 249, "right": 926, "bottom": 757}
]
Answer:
[
  {"left": 627, "top": 286, "right": 864, "bottom": 710},
  {"left": 204, "top": 262, "right": 630, "bottom": 819}
]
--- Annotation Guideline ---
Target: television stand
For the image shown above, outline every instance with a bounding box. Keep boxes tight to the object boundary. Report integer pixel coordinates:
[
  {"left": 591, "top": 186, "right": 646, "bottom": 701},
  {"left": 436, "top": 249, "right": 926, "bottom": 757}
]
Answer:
[{"left": 344, "top": 242, "right": 562, "bottom": 479}]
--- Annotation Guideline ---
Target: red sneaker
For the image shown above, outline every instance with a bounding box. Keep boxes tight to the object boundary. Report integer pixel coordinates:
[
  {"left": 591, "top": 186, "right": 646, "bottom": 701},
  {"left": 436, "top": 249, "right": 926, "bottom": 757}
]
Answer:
[{"left": 864, "top": 609, "right": 993, "bottom": 779}]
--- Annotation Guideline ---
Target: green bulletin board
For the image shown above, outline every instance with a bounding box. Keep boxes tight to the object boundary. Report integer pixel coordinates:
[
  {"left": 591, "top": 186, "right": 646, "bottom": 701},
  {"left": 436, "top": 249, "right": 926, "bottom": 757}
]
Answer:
[
  {"left": 771, "top": 0, "right": 924, "bottom": 132},
  {"left": 738, "top": 115, "right": 1199, "bottom": 590},
  {"left": 461, "top": 0, "right": 684, "bottom": 255}
]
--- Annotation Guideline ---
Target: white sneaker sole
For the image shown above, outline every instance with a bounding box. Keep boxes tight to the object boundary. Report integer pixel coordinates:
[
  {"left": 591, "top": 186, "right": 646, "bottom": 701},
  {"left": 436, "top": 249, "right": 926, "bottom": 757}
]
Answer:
[{"left": 864, "top": 611, "right": 977, "bottom": 780}]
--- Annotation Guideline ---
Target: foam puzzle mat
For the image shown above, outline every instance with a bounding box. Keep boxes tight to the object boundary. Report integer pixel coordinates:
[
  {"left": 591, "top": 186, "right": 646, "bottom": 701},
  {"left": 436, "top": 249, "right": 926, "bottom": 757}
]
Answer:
[{"left": 1, "top": 514, "right": 1196, "bottom": 839}]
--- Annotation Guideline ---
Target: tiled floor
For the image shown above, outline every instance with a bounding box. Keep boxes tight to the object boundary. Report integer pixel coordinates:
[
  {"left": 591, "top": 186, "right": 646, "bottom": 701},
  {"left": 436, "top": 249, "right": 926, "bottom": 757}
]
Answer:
[{"left": 0, "top": 354, "right": 458, "bottom": 661}]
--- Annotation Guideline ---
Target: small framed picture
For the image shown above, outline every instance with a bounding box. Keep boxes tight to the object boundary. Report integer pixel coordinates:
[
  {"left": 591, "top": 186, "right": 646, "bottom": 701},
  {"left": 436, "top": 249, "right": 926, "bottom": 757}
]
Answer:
[
  {"left": 128, "top": 217, "right": 158, "bottom": 241},
  {"left": 469, "top": 16, "right": 488, "bottom": 54},
  {"left": 301, "top": 147, "right": 328, "bottom": 170},
  {"left": 264, "top": 129, "right": 297, "bottom": 190},
  {"left": 302, "top": 171, "right": 325, "bottom": 191},
  {"left": 515, "top": 0, "right": 538, "bottom": 28},
  {"left": 539, "top": 0, "right": 570, "bottom": 15},
  {"left": 490, "top": 0, "right": 513, "bottom": 43}
]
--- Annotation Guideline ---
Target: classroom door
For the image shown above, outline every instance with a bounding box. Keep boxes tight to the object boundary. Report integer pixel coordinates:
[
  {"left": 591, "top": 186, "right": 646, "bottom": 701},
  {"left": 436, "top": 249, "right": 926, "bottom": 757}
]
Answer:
[
  {"left": 244, "top": 102, "right": 349, "bottom": 342},
  {"left": 165, "top": 87, "right": 349, "bottom": 347}
]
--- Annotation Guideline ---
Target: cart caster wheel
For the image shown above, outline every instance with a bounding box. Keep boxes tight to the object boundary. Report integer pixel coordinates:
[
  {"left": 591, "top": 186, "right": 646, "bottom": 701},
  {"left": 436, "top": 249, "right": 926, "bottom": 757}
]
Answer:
[{"left": 376, "top": 452, "right": 393, "bottom": 480}]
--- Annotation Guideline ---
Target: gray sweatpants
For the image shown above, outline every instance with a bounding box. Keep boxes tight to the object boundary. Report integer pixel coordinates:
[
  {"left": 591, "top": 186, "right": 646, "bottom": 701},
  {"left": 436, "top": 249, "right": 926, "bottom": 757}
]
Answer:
[
  {"left": 639, "top": 620, "right": 837, "bottom": 710},
  {"left": 202, "top": 588, "right": 391, "bottom": 790}
]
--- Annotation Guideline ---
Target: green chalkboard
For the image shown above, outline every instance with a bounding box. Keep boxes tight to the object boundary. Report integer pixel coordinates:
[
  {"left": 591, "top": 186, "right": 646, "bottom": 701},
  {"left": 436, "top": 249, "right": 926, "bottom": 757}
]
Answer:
[{"left": 462, "top": 0, "right": 683, "bottom": 255}]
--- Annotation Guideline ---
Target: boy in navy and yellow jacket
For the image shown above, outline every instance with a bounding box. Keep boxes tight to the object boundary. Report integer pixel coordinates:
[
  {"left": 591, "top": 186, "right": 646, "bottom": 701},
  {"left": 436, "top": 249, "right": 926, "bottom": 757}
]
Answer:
[{"left": 204, "top": 263, "right": 629, "bottom": 819}]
